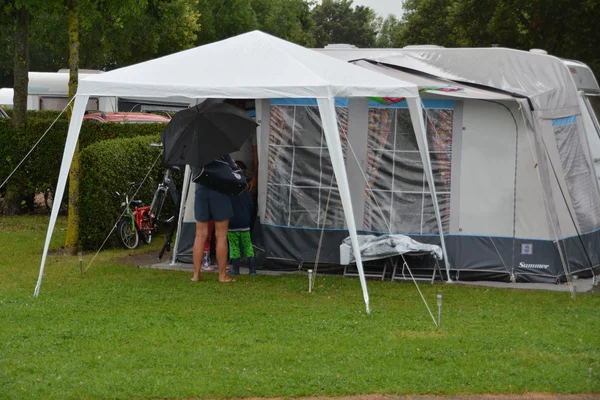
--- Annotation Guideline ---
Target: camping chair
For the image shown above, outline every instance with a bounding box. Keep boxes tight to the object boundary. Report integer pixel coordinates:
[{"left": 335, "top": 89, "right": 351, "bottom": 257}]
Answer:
[
  {"left": 340, "top": 241, "right": 390, "bottom": 280},
  {"left": 339, "top": 235, "right": 444, "bottom": 284},
  {"left": 389, "top": 251, "right": 443, "bottom": 284}
]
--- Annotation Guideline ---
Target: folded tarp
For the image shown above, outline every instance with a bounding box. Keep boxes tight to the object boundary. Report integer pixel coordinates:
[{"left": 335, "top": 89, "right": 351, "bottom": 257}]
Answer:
[{"left": 342, "top": 234, "right": 443, "bottom": 264}]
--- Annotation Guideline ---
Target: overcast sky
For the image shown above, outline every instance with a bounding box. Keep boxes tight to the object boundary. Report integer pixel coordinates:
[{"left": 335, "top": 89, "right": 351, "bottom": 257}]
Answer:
[{"left": 352, "top": 0, "right": 404, "bottom": 17}]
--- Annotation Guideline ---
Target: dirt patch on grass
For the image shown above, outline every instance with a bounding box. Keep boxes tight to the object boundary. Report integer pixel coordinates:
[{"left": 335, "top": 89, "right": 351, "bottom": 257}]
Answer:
[{"left": 115, "top": 249, "right": 167, "bottom": 267}]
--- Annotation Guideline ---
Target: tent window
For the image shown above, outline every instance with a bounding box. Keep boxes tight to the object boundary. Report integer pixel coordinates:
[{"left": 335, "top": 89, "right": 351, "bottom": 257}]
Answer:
[
  {"left": 553, "top": 117, "right": 600, "bottom": 233},
  {"left": 266, "top": 104, "right": 348, "bottom": 229},
  {"left": 364, "top": 107, "right": 452, "bottom": 234}
]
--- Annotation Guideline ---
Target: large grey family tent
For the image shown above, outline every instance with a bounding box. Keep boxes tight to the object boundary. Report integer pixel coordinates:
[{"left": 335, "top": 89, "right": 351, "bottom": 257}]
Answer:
[
  {"left": 34, "top": 31, "right": 444, "bottom": 314},
  {"left": 169, "top": 46, "right": 600, "bottom": 284}
]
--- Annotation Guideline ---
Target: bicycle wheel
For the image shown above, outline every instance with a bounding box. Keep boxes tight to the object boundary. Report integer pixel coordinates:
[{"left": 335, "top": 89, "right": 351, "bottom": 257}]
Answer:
[
  {"left": 150, "top": 188, "right": 167, "bottom": 222},
  {"left": 118, "top": 218, "right": 140, "bottom": 249},
  {"left": 141, "top": 218, "right": 152, "bottom": 245}
]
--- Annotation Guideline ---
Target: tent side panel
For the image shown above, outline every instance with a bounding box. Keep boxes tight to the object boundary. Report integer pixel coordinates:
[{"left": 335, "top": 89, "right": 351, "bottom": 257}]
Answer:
[
  {"left": 448, "top": 100, "right": 463, "bottom": 234},
  {"left": 175, "top": 183, "right": 196, "bottom": 263},
  {"left": 514, "top": 103, "right": 553, "bottom": 241},
  {"left": 175, "top": 223, "right": 195, "bottom": 264},
  {"left": 457, "top": 100, "right": 516, "bottom": 236},
  {"left": 566, "top": 116, "right": 600, "bottom": 232},
  {"left": 256, "top": 99, "right": 270, "bottom": 222},
  {"left": 537, "top": 118, "right": 580, "bottom": 238},
  {"left": 561, "top": 229, "right": 600, "bottom": 277},
  {"left": 581, "top": 95, "right": 600, "bottom": 182},
  {"left": 346, "top": 98, "right": 369, "bottom": 227},
  {"left": 259, "top": 224, "right": 348, "bottom": 264},
  {"left": 257, "top": 224, "right": 566, "bottom": 282}
]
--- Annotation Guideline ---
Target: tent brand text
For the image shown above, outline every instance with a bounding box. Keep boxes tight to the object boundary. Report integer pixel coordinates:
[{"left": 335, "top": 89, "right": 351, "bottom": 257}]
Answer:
[{"left": 519, "top": 262, "right": 549, "bottom": 269}]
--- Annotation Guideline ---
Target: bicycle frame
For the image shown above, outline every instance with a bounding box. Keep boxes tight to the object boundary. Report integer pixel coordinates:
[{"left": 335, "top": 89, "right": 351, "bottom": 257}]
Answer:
[
  {"left": 133, "top": 205, "right": 152, "bottom": 232},
  {"left": 154, "top": 168, "right": 181, "bottom": 259},
  {"left": 120, "top": 191, "right": 152, "bottom": 232},
  {"left": 150, "top": 168, "right": 180, "bottom": 222},
  {"left": 122, "top": 193, "right": 135, "bottom": 229},
  {"left": 148, "top": 142, "right": 182, "bottom": 258}
]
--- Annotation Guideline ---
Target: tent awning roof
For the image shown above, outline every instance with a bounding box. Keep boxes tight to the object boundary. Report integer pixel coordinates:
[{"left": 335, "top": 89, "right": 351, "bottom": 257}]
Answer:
[
  {"left": 352, "top": 60, "right": 514, "bottom": 101},
  {"left": 78, "top": 31, "right": 419, "bottom": 100},
  {"left": 371, "top": 49, "right": 579, "bottom": 111},
  {"left": 317, "top": 47, "right": 580, "bottom": 111}
]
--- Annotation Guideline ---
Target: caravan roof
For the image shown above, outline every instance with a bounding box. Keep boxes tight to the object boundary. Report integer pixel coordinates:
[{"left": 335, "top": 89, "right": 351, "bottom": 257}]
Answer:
[
  {"left": 28, "top": 71, "right": 103, "bottom": 96},
  {"left": 562, "top": 59, "right": 600, "bottom": 94}
]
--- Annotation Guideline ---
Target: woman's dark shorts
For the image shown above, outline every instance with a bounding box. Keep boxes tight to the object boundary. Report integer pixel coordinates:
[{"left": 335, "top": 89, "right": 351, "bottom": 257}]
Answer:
[{"left": 194, "top": 184, "right": 233, "bottom": 222}]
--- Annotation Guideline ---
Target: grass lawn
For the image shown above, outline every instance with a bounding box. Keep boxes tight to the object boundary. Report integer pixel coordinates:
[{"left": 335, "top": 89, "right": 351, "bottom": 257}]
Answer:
[{"left": 0, "top": 215, "right": 599, "bottom": 400}]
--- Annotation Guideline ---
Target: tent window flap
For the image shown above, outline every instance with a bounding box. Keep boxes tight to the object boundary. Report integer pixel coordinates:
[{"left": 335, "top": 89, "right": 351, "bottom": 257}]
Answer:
[
  {"left": 364, "top": 107, "right": 453, "bottom": 234},
  {"left": 553, "top": 117, "right": 600, "bottom": 233},
  {"left": 266, "top": 103, "right": 348, "bottom": 229}
]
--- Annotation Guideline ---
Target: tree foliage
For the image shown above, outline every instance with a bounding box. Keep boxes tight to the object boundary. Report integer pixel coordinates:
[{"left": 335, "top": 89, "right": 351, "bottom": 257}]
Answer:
[
  {"left": 252, "top": 0, "right": 315, "bottom": 46},
  {"left": 2, "top": 0, "right": 599, "bottom": 96},
  {"left": 310, "top": 0, "right": 378, "bottom": 48},
  {"left": 374, "top": 14, "right": 404, "bottom": 48},
  {"left": 400, "top": 0, "right": 455, "bottom": 47},
  {"left": 195, "top": 0, "right": 257, "bottom": 45},
  {"left": 0, "top": 0, "right": 201, "bottom": 82},
  {"left": 401, "top": 0, "right": 600, "bottom": 77}
]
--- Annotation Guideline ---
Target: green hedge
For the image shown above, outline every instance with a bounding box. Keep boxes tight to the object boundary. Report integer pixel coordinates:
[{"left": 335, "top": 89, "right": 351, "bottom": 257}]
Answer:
[
  {"left": 0, "top": 112, "right": 168, "bottom": 210},
  {"left": 79, "top": 134, "right": 182, "bottom": 250},
  {"left": 2, "top": 108, "right": 68, "bottom": 121}
]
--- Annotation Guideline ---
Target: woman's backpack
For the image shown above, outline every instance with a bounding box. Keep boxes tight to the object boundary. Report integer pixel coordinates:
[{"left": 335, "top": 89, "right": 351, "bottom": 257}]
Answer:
[{"left": 192, "top": 155, "right": 247, "bottom": 195}]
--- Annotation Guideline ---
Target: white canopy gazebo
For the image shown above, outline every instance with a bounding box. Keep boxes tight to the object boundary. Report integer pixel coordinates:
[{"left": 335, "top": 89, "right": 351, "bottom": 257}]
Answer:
[{"left": 34, "top": 31, "right": 451, "bottom": 313}]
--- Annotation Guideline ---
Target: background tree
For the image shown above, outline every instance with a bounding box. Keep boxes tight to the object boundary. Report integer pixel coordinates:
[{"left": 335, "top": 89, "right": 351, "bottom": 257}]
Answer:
[
  {"left": 78, "top": 0, "right": 198, "bottom": 69},
  {"left": 310, "top": 0, "right": 377, "bottom": 48},
  {"left": 252, "top": 0, "right": 315, "bottom": 46},
  {"left": 0, "top": 6, "right": 13, "bottom": 88},
  {"left": 0, "top": 1, "right": 34, "bottom": 129},
  {"left": 12, "top": 4, "right": 28, "bottom": 129},
  {"left": 63, "top": 0, "right": 200, "bottom": 253},
  {"left": 401, "top": 0, "right": 600, "bottom": 77},
  {"left": 374, "top": 14, "right": 404, "bottom": 48},
  {"left": 400, "top": 0, "right": 457, "bottom": 47},
  {"left": 14, "top": 0, "right": 199, "bottom": 75},
  {"left": 1, "top": 0, "right": 64, "bottom": 129},
  {"left": 196, "top": 0, "right": 257, "bottom": 45},
  {"left": 64, "top": 0, "right": 81, "bottom": 254}
]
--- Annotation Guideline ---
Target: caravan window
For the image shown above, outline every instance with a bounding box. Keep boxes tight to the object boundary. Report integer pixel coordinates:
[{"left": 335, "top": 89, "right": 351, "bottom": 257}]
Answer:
[
  {"left": 39, "top": 96, "right": 99, "bottom": 111},
  {"left": 363, "top": 104, "right": 452, "bottom": 234}
]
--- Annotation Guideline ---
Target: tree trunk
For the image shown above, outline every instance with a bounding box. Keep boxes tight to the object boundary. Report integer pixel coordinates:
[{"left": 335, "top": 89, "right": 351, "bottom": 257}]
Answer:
[
  {"left": 12, "top": 7, "right": 29, "bottom": 130},
  {"left": 65, "top": 0, "right": 80, "bottom": 255}
]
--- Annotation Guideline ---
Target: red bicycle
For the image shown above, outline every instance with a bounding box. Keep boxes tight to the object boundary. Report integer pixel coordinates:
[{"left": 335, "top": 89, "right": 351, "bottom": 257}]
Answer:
[{"left": 114, "top": 184, "right": 153, "bottom": 249}]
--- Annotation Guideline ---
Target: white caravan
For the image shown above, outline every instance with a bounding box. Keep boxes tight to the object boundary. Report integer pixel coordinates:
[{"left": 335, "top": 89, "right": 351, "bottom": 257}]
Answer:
[{"left": 1, "top": 70, "right": 189, "bottom": 112}]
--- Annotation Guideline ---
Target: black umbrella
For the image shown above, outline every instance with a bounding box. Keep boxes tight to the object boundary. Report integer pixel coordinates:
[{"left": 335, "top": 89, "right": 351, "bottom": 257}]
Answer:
[{"left": 161, "top": 100, "right": 258, "bottom": 168}]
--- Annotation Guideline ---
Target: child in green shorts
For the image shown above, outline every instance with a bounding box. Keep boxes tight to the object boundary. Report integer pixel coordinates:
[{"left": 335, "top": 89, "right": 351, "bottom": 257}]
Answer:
[{"left": 228, "top": 161, "right": 256, "bottom": 275}]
